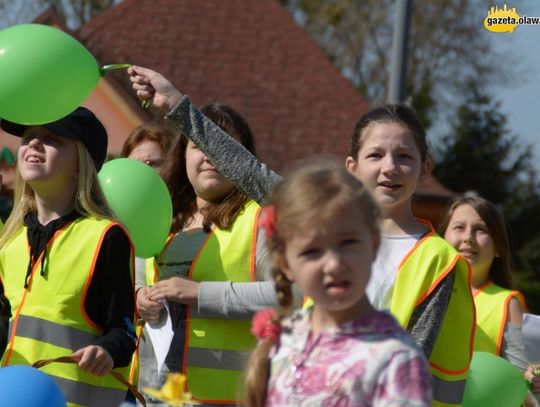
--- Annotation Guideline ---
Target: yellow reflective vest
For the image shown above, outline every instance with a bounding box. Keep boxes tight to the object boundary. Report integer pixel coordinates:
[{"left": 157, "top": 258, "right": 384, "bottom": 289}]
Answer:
[
  {"left": 473, "top": 281, "right": 526, "bottom": 355},
  {"left": 143, "top": 200, "right": 261, "bottom": 404},
  {"left": 390, "top": 220, "right": 475, "bottom": 407},
  {"left": 0, "top": 218, "right": 134, "bottom": 407}
]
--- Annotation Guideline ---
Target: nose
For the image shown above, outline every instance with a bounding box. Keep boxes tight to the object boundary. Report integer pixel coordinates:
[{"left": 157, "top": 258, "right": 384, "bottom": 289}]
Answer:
[
  {"left": 27, "top": 137, "right": 44, "bottom": 150},
  {"left": 322, "top": 249, "right": 344, "bottom": 274},
  {"left": 381, "top": 155, "right": 398, "bottom": 174}
]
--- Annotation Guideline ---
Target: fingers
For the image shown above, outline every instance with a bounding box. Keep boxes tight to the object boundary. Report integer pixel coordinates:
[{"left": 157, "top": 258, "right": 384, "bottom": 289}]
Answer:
[{"left": 73, "top": 346, "right": 114, "bottom": 376}]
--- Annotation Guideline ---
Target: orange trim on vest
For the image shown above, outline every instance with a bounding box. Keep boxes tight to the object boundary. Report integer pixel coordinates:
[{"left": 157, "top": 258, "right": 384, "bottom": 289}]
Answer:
[
  {"left": 152, "top": 233, "right": 176, "bottom": 283},
  {"left": 249, "top": 207, "right": 262, "bottom": 282},
  {"left": 475, "top": 281, "right": 526, "bottom": 355}
]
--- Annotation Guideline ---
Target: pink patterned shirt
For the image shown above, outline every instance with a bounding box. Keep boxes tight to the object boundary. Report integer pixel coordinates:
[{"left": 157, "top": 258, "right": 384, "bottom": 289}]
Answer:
[{"left": 266, "top": 309, "right": 432, "bottom": 406}]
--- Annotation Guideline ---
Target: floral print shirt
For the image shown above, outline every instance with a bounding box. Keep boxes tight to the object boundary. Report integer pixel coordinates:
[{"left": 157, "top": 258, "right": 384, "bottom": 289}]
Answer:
[{"left": 266, "top": 309, "right": 432, "bottom": 406}]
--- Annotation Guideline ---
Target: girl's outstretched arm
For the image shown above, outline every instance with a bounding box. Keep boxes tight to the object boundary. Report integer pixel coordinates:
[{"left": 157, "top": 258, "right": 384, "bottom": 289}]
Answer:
[{"left": 128, "top": 66, "right": 282, "bottom": 205}]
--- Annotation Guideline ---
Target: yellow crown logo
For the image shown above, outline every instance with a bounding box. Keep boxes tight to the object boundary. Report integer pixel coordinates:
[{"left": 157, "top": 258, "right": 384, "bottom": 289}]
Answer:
[{"left": 484, "top": 4, "right": 520, "bottom": 33}]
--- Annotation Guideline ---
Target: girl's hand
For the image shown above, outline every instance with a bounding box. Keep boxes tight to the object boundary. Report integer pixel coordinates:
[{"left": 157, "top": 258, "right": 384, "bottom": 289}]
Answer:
[
  {"left": 72, "top": 345, "right": 114, "bottom": 376},
  {"left": 525, "top": 365, "right": 540, "bottom": 393},
  {"left": 149, "top": 277, "right": 200, "bottom": 306},
  {"left": 136, "top": 286, "right": 164, "bottom": 323},
  {"left": 127, "top": 65, "right": 183, "bottom": 112}
]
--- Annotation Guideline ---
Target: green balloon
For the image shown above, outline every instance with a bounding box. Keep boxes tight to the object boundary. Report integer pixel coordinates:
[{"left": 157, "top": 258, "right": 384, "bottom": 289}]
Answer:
[
  {"left": 99, "top": 159, "right": 173, "bottom": 258},
  {"left": 463, "top": 352, "right": 529, "bottom": 407},
  {"left": 0, "top": 24, "right": 100, "bottom": 124}
]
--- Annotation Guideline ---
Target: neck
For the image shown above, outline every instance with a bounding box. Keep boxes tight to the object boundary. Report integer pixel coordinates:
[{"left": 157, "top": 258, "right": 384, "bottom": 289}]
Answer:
[
  {"left": 471, "top": 267, "right": 490, "bottom": 290},
  {"left": 311, "top": 297, "right": 375, "bottom": 335},
  {"left": 32, "top": 185, "right": 77, "bottom": 225},
  {"left": 379, "top": 203, "right": 426, "bottom": 235}
]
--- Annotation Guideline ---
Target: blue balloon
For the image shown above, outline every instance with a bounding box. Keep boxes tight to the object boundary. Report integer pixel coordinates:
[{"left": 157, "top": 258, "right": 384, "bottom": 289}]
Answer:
[{"left": 0, "top": 365, "right": 66, "bottom": 406}]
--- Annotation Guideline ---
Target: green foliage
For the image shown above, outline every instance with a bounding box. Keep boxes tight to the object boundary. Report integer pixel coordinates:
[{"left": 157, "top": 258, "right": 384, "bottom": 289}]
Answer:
[
  {"left": 283, "top": 0, "right": 522, "bottom": 129},
  {"left": 434, "top": 84, "right": 540, "bottom": 312}
]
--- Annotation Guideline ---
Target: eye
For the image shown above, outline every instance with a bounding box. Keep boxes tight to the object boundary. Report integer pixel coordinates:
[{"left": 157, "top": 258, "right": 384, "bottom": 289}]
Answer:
[
  {"left": 452, "top": 224, "right": 464, "bottom": 231},
  {"left": 144, "top": 159, "right": 164, "bottom": 168},
  {"left": 300, "top": 247, "right": 321, "bottom": 257},
  {"left": 340, "top": 238, "right": 359, "bottom": 246},
  {"left": 398, "top": 153, "right": 413, "bottom": 160}
]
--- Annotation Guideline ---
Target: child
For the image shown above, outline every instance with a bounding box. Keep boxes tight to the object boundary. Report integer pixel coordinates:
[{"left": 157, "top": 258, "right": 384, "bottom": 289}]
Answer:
[
  {"left": 121, "top": 121, "right": 180, "bottom": 174},
  {"left": 134, "top": 103, "right": 288, "bottom": 406},
  {"left": 0, "top": 107, "right": 136, "bottom": 407},
  {"left": 128, "top": 65, "right": 475, "bottom": 406},
  {"left": 439, "top": 196, "right": 540, "bottom": 404},
  {"left": 244, "top": 158, "right": 432, "bottom": 406}
]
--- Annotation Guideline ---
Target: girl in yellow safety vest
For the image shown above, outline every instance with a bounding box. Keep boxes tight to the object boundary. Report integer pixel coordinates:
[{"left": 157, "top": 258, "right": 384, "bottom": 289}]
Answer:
[
  {"left": 128, "top": 65, "right": 476, "bottom": 406},
  {"left": 0, "top": 108, "right": 136, "bottom": 407},
  {"left": 134, "top": 103, "right": 288, "bottom": 406},
  {"left": 440, "top": 195, "right": 540, "bottom": 403}
]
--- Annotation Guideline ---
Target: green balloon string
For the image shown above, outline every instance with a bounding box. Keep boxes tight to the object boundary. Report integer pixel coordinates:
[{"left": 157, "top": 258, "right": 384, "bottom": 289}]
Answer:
[
  {"left": 99, "top": 63, "right": 132, "bottom": 76},
  {"left": 99, "top": 63, "right": 151, "bottom": 109}
]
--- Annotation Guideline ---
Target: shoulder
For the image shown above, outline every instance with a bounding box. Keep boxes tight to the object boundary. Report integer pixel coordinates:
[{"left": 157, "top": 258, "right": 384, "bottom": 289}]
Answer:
[{"left": 507, "top": 296, "right": 525, "bottom": 324}]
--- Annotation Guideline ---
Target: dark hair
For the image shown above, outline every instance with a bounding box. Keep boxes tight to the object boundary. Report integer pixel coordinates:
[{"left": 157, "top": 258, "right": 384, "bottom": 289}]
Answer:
[
  {"left": 121, "top": 121, "right": 180, "bottom": 159},
  {"left": 438, "top": 196, "right": 514, "bottom": 289},
  {"left": 161, "top": 103, "right": 256, "bottom": 232},
  {"left": 243, "top": 157, "right": 380, "bottom": 407},
  {"left": 349, "top": 104, "right": 430, "bottom": 162}
]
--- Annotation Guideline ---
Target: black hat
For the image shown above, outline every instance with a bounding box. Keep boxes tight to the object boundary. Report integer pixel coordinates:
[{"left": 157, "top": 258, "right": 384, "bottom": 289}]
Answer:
[{"left": 0, "top": 107, "right": 108, "bottom": 171}]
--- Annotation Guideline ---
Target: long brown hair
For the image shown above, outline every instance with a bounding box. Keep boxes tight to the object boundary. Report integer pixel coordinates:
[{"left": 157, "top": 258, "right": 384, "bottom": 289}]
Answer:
[
  {"left": 161, "top": 103, "right": 256, "bottom": 233},
  {"left": 243, "top": 157, "right": 380, "bottom": 406},
  {"left": 438, "top": 196, "right": 514, "bottom": 289}
]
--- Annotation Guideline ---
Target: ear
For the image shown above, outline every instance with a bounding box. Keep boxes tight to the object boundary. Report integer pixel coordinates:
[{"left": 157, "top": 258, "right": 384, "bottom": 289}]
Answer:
[
  {"left": 419, "top": 159, "right": 432, "bottom": 183},
  {"left": 345, "top": 156, "right": 358, "bottom": 175},
  {"left": 277, "top": 255, "right": 295, "bottom": 282}
]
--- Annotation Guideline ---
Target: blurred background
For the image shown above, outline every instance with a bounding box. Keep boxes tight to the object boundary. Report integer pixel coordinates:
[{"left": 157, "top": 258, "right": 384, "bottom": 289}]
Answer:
[{"left": 1, "top": 0, "right": 539, "bottom": 311}]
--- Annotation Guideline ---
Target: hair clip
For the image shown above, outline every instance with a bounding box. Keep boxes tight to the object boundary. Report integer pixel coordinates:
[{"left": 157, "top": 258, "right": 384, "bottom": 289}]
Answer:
[
  {"left": 251, "top": 309, "right": 281, "bottom": 343},
  {"left": 258, "top": 205, "right": 276, "bottom": 238}
]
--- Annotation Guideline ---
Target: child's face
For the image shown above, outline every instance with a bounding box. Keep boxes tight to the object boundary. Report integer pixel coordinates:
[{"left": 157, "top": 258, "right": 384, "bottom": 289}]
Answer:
[
  {"left": 18, "top": 127, "right": 79, "bottom": 189},
  {"left": 280, "top": 204, "right": 378, "bottom": 324},
  {"left": 128, "top": 140, "right": 165, "bottom": 171},
  {"left": 345, "top": 122, "right": 429, "bottom": 211},
  {"left": 185, "top": 140, "right": 235, "bottom": 202},
  {"left": 443, "top": 204, "right": 497, "bottom": 283}
]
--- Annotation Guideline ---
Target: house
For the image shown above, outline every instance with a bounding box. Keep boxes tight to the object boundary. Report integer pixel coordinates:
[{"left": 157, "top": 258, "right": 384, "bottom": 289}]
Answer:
[{"left": 0, "top": 0, "right": 455, "bottom": 223}]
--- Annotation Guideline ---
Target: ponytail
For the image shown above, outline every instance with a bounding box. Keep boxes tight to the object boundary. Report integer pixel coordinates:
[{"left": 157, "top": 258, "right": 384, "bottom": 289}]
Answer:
[{"left": 243, "top": 268, "right": 293, "bottom": 406}]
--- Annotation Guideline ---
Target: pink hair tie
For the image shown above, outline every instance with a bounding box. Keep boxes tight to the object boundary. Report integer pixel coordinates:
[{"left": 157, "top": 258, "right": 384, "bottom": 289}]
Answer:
[
  {"left": 251, "top": 309, "right": 281, "bottom": 343},
  {"left": 258, "top": 205, "right": 276, "bottom": 238}
]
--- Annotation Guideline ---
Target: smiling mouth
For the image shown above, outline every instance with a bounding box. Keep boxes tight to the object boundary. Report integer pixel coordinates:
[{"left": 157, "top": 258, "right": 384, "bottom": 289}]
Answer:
[{"left": 26, "top": 156, "right": 44, "bottom": 163}]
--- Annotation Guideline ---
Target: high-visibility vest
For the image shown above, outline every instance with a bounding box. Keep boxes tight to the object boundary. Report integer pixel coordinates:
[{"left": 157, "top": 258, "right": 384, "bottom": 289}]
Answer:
[
  {"left": 474, "top": 281, "right": 526, "bottom": 355},
  {"left": 183, "top": 200, "right": 261, "bottom": 404},
  {"left": 0, "top": 218, "right": 134, "bottom": 407},
  {"left": 390, "top": 220, "right": 475, "bottom": 407}
]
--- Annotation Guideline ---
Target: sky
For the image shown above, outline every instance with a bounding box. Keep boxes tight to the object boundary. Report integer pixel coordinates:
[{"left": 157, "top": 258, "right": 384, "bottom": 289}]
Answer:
[{"left": 488, "top": 2, "right": 540, "bottom": 171}]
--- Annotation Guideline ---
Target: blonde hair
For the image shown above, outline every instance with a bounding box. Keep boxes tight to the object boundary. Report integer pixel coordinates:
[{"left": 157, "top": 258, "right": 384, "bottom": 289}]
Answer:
[
  {"left": 243, "top": 157, "right": 380, "bottom": 407},
  {"left": 0, "top": 142, "right": 115, "bottom": 247}
]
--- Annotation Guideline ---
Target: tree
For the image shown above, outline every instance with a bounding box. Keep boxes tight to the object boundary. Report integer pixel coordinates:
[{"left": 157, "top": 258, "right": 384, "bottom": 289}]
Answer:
[
  {"left": 281, "top": 0, "right": 523, "bottom": 128},
  {"left": 434, "top": 84, "right": 540, "bottom": 312},
  {"left": 0, "top": 0, "right": 116, "bottom": 31}
]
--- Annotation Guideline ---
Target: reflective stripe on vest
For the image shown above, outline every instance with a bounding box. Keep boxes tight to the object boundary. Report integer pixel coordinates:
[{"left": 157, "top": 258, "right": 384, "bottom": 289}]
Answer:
[
  {"left": 0, "top": 218, "right": 133, "bottom": 406},
  {"left": 390, "top": 220, "right": 475, "bottom": 406},
  {"left": 474, "top": 281, "right": 526, "bottom": 355},
  {"left": 10, "top": 314, "right": 98, "bottom": 351},
  {"left": 52, "top": 375, "right": 125, "bottom": 407},
  {"left": 184, "top": 200, "right": 261, "bottom": 404}
]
